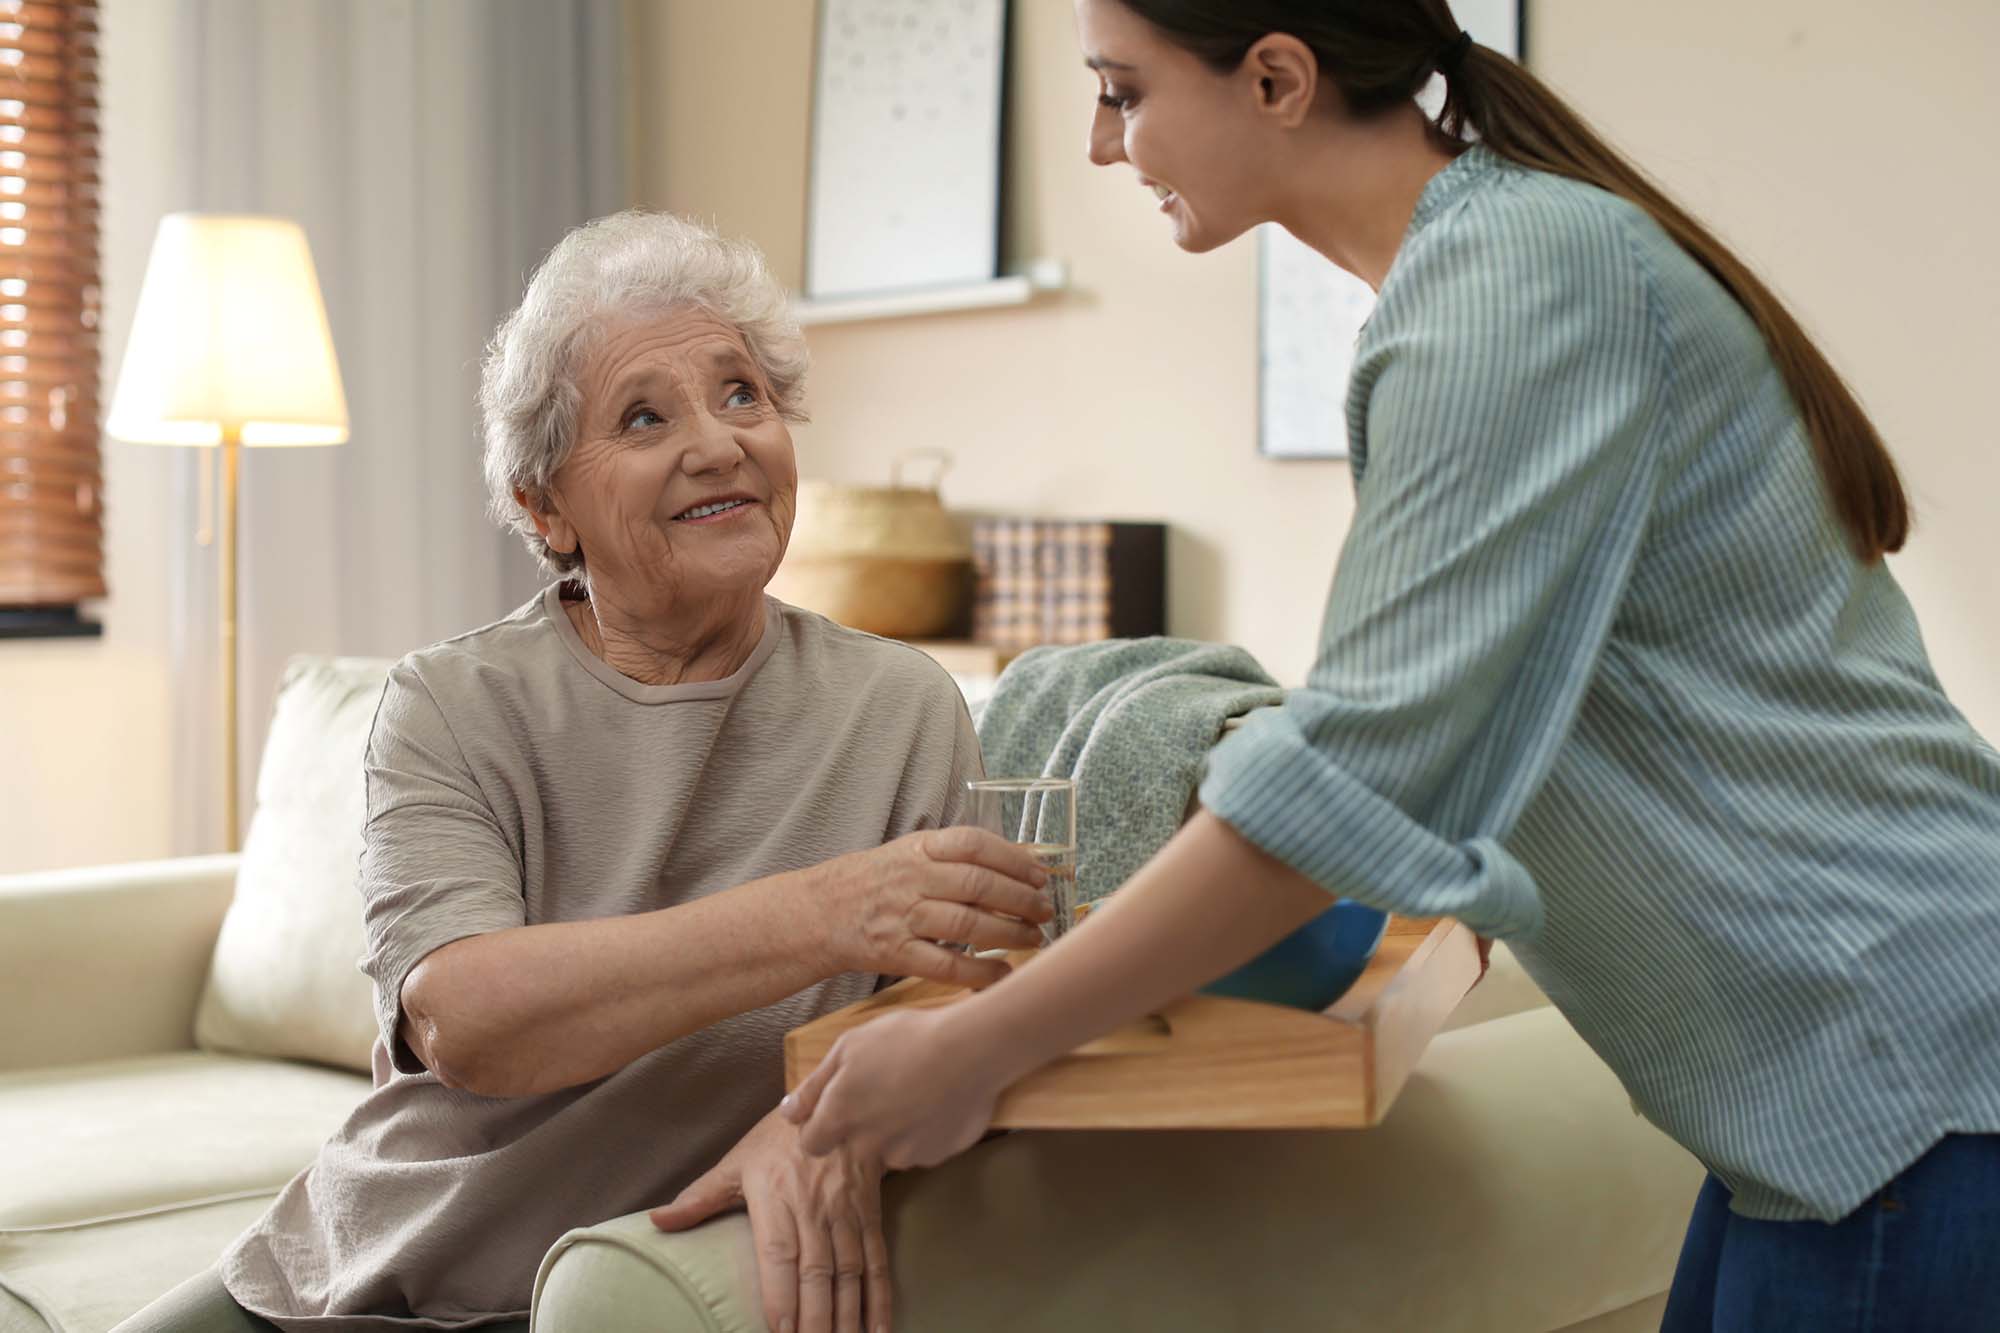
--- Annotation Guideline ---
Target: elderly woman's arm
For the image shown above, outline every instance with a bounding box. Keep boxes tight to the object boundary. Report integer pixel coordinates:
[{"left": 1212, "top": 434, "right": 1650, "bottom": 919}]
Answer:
[
  {"left": 399, "top": 828, "right": 1047, "bottom": 1097},
  {"left": 365, "top": 666, "right": 1045, "bottom": 1099}
]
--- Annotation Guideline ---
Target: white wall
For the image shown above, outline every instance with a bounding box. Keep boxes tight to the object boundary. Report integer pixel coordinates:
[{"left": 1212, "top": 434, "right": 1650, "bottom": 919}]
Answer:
[{"left": 628, "top": 0, "right": 1999, "bottom": 734}]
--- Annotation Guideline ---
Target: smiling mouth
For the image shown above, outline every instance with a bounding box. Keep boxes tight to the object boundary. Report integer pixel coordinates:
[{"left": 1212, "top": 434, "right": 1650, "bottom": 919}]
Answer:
[{"left": 672, "top": 498, "right": 755, "bottom": 522}]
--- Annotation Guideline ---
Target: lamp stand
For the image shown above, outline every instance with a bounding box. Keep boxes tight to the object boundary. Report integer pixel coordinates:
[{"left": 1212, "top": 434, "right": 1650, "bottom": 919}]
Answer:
[{"left": 219, "top": 424, "right": 241, "bottom": 851}]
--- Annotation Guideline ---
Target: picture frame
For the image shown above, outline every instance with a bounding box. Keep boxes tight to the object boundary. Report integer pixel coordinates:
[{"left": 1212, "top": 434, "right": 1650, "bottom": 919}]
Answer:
[
  {"left": 804, "top": 0, "right": 1010, "bottom": 301},
  {"left": 1257, "top": 1, "right": 1526, "bottom": 460}
]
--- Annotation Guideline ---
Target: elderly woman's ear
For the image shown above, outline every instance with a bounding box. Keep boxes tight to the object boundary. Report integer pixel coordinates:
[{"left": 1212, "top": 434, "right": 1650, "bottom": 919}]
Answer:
[{"left": 514, "top": 487, "right": 579, "bottom": 559}]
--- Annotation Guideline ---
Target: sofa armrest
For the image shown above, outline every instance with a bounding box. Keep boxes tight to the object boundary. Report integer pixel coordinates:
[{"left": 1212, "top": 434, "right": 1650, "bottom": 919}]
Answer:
[
  {"left": 535, "top": 1005, "right": 1706, "bottom": 1333},
  {"left": 0, "top": 854, "right": 239, "bottom": 1073}
]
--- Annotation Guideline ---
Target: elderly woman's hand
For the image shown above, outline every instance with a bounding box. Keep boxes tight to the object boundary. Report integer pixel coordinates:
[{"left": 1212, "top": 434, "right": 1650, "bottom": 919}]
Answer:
[
  {"left": 812, "top": 827, "right": 1055, "bottom": 990},
  {"left": 651, "top": 1106, "right": 889, "bottom": 1333}
]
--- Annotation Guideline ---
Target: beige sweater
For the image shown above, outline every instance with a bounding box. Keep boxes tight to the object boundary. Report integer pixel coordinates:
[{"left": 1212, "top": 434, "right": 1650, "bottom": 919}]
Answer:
[{"left": 222, "top": 586, "right": 979, "bottom": 1328}]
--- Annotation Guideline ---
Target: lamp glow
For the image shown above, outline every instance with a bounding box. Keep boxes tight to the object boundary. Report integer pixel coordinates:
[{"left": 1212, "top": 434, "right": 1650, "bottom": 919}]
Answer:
[
  {"left": 107, "top": 214, "right": 348, "bottom": 448},
  {"left": 106, "top": 213, "right": 349, "bottom": 851}
]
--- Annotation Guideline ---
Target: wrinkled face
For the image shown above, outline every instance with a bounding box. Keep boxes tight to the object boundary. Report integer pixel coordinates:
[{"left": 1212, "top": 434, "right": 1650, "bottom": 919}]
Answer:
[
  {"left": 533, "top": 307, "right": 797, "bottom": 609},
  {"left": 1074, "top": 0, "right": 1273, "bottom": 254}
]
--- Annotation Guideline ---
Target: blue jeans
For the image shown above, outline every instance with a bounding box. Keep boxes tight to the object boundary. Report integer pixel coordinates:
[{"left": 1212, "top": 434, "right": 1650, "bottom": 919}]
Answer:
[{"left": 1662, "top": 1134, "right": 2000, "bottom": 1331}]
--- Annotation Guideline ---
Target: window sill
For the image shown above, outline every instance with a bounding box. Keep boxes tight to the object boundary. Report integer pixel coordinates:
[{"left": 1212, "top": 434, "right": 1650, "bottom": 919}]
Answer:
[
  {"left": 790, "top": 259, "right": 1070, "bottom": 327},
  {"left": 0, "top": 607, "right": 103, "bottom": 640}
]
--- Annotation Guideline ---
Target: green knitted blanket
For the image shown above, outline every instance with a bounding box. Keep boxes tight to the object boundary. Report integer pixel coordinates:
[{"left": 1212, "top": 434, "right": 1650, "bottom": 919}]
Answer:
[{"left": 974, "top": 639, "right": 1284, "bottom": 904}]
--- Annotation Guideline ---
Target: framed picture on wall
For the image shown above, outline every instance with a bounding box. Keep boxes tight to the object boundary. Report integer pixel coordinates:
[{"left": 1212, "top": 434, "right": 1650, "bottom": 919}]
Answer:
[
  {"left": 1257, "top": 2, "right": 1525, "bottom": 460},
  {"left": 805, "top": 0, "right": 1009, "bottom": 300}
]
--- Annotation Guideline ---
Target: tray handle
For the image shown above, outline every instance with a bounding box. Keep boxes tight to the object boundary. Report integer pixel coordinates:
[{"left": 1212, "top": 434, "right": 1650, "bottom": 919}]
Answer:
[{"left": 890, "top": 448, "right": 953, "bottom": 493}]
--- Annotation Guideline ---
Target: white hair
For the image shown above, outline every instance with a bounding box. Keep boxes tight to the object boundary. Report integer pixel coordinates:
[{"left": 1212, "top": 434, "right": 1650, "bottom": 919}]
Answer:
[{"left": 478, "top": 210, "right": 809, "bottom": 580}]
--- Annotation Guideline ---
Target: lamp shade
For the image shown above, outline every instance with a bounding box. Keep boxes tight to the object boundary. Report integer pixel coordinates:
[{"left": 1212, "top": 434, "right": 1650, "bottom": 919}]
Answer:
[{"left": 106, "top": 214, "right": 349, "bottom": 447}]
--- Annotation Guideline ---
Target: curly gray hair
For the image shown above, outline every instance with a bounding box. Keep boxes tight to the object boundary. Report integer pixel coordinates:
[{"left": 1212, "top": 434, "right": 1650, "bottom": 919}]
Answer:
[{"left": 478, "top": 210, "right": 809, "bottom": 580}]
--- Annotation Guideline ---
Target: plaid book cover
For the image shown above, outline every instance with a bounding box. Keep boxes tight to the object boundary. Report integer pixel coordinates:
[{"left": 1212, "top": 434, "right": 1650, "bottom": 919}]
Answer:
[{"left": 971, "top": 518, "right": 1164, "bottom": 650}]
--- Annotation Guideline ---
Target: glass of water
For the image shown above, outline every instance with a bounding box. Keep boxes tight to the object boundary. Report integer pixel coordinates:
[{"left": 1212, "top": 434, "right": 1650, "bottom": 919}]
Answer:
[{"left": 962, "top": 777, "right": 1076, "bottom": 946}]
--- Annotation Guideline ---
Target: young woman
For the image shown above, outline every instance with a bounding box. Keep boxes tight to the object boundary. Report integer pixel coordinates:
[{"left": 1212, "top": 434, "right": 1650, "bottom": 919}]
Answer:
[{"left": 786, "top": 1, "right": 2000, "bottom": 1325}]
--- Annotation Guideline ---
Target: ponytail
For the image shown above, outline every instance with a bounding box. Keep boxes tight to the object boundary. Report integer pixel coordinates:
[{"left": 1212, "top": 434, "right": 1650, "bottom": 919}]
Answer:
[
  {"left": 1117, "top": 1, "right": 1910, "bottom": 561},
  {"left": 1439, "top": 43, "right": 1908, "bottom": 560}
]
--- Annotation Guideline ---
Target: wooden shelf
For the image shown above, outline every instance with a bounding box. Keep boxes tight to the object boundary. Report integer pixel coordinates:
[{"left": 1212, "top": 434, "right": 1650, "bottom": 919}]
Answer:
[
  {"left": 786, "top": 916, "right": 1484, "bottom": 1130},
  {"left": 902, "top": 640, "right": 1022, "bottom": 676},
  {"left": 790, "top": 259, "right": 1069, "bottom": 327}
]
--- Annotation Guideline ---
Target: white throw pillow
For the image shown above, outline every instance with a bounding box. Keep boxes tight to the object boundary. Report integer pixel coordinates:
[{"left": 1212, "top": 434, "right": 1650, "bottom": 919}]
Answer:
[{"left": 194, "top": 656, "right": 393, "bottom": 1074}]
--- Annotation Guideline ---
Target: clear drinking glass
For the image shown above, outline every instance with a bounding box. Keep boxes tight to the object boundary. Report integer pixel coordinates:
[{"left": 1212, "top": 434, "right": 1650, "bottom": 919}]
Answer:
[{"left": 962, "top": 777, "right": 1077, "bottom": 946}]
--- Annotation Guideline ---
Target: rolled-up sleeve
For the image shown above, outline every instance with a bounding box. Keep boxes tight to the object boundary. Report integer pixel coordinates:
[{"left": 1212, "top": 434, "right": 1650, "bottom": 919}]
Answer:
[
  {"left": 1201, "top": 198, "right": 1666, "bottom": 937},
  {"left": 358, "top": 663, "right": 526, "bottom": 1072}
]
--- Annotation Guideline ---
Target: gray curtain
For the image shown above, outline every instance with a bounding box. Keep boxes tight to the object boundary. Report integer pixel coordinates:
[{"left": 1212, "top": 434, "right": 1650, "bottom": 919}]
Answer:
[{"left": 102, "top": 0, "right": 626, "bottom": 853}]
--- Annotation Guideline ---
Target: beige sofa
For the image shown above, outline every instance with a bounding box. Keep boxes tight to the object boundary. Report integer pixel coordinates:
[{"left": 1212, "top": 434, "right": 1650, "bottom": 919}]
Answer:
[{"left": 0, "top": 657, "right": 1704, "bottom": 1332}]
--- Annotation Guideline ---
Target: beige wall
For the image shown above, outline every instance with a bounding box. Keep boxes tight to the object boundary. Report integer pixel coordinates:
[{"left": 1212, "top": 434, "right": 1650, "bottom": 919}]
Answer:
[
  {"left": 627, "top": 0, "right": 1999, "bottom": 735},
  {"left": 1535, "top": 0, "right": 2000, "bottom": 736},
  {"left": 8, "top": 0, "right": 1992, "bottom": 873},
  {"left": 626, "top": 0, "right": 1354, "bottom": 687}
]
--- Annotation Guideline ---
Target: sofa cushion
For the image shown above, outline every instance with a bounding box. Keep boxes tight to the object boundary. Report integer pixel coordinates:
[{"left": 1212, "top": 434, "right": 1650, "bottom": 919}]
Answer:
[
  {"left": 0, "top": 855, "right": 237, "bottom": 1073},
  {"left": 194, "top": 656, "right": 393, "bottom": 1074},
  {"left": 1442, "top": 940, "right": 1549, "bottom": 1031},
  {"left": 0, "top": 1193, "right": 275, "bottom": 1333},
  {"left": 1554, "top": 1293, "right": 1672, "bottom": 1332},
  {"left": 534, "top": 1006, "right": 1705, "bottom": 1333},
  {"left": 0, "top": 1051, "right": 368, "bottom": 1229}
]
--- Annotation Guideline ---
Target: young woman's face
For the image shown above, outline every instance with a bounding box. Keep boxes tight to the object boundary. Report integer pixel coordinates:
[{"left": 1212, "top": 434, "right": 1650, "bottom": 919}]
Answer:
[{"left": 1073, "top": 0, "right": 1273, "bottom": 253}]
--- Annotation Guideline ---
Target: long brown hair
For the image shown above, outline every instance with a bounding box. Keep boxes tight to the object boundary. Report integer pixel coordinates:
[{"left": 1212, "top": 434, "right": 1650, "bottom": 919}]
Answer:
[{"left": 1116, "top": 0, "right": 1909, "bottom": 561}]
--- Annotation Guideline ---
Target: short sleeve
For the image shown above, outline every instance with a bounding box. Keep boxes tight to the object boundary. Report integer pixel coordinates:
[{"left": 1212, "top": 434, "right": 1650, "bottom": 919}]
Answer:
[
  {"left": 883, "top": 657, "right": 987, "bottom": 837},
  {"left": 358, "top": 663, "right": 527, "bottom": 1074},
  {"left": 934, "top": 695, "right": 987, "bottom": 829},
  {"left": 1201, "top": 191, "right": 1666, "bottom": 937}
]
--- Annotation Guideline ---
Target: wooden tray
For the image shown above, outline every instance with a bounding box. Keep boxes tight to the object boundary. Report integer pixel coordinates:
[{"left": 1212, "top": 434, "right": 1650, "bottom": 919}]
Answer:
[{"left": 784, "top": 915, "right": 1482, "bottom": 1130}]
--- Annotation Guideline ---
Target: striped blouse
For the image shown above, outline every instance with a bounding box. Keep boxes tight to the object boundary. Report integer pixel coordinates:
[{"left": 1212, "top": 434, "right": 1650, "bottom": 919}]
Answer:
[{"left": 1200, "top": 145, "right": 2000, "bottom": 1222}]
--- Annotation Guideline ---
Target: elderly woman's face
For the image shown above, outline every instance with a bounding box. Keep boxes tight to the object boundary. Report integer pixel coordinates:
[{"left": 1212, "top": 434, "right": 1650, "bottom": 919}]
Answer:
[{"left": 539, "top": 307, "right": 797, "bottom": 607}]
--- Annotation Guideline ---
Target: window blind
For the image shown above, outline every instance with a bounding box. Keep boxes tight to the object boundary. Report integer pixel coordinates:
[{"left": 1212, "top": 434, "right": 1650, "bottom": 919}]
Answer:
[{"left": 0, "top": 0, "right": 101, "bottom": 609}]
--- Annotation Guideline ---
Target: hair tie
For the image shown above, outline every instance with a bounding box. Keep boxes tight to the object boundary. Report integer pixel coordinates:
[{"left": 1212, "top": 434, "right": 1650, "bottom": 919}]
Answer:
[{"left": 1436, "top": 29, "right": 1474, "bottom": 78}]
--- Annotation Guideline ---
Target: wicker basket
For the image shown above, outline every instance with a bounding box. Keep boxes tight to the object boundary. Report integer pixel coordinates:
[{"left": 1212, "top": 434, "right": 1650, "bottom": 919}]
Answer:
[{"left": 769, "top": 452, "right": 972, "bottom": 639}]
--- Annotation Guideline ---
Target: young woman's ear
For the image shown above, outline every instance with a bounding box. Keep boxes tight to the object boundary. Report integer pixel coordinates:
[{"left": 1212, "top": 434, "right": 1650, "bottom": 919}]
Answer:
[
  {"left": 1244, "top": 33, "right": 1319, "bottom": 128},
  {"left": 515, "top": 487, "right": 579, "bottom": 556}
]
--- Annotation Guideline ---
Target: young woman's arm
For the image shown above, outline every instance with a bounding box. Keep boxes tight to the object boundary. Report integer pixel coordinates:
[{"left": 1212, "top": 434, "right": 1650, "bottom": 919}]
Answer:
[
  {"left": 788, "top": 810, "right": 1332, "bottom": 1166},
  {"left": 792, "top": 181, "right": 1668, "bottom": 1167}
]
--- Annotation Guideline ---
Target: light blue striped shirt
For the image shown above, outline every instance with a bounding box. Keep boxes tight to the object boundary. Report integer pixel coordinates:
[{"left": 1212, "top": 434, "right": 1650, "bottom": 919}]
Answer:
[{"left": 1201, "top": 146, "right": 2000, "bottom": 1222}]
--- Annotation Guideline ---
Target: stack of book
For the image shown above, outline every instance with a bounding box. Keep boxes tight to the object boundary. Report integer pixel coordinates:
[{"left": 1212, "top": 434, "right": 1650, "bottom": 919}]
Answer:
[{"left": 969, "top": 518, "right": 1166, "bottom": 652}]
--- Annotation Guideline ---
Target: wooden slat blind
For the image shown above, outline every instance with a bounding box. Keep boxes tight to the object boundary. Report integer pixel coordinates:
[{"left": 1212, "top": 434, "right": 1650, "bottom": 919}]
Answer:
[{"left": 0, "top": 0, "right": 101, "bottom": 607}]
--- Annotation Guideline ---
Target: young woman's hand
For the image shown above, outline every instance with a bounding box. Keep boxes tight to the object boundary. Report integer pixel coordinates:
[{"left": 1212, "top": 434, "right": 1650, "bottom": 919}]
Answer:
[
  {"left": 809, "top": 828, "right": 1053, "bottom": 988},
  {"left": 651, "top": 1106, "right": 890, "bottom": 1333},
  {"left": 784, "top": 1004, "right": 1011, "bottom": 1170}
]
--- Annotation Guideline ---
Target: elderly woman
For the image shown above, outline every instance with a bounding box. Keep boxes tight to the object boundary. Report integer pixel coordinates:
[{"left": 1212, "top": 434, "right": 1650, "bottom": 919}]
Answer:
[{"left": 114, "top": 212, "right": 1051, "bottom": 1333}]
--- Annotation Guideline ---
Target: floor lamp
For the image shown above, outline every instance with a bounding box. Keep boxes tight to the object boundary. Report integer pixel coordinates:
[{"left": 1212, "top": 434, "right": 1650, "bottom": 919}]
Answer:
[{"left": 106, "top": 215, "right": 349, "bottom": 851}]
